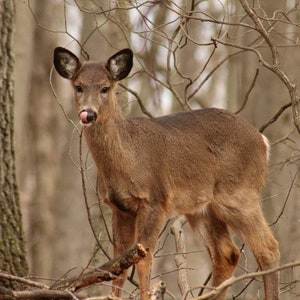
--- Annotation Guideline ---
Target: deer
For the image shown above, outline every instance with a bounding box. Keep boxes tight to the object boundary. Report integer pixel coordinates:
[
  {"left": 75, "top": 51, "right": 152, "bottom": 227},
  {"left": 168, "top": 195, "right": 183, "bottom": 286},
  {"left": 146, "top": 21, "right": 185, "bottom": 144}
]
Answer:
[{"left": 53, "top": 47, "right": 280, "bottom": 300}]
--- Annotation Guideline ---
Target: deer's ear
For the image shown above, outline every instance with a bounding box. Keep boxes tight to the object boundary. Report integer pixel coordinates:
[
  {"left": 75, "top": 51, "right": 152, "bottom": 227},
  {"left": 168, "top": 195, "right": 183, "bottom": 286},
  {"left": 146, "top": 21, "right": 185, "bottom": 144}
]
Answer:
[
  {"left": 53, "top": 47, "right": 81, "bottom": 79},
  {"left": 106, "top": 48, "right": 133, "bottom": 81}
]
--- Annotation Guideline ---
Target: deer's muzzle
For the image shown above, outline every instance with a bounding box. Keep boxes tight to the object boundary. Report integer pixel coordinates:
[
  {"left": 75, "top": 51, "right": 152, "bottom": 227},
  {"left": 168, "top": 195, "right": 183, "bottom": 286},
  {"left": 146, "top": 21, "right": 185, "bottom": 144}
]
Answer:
[{"left": 79, "top": 109, "right": 98, "bottom": 125}]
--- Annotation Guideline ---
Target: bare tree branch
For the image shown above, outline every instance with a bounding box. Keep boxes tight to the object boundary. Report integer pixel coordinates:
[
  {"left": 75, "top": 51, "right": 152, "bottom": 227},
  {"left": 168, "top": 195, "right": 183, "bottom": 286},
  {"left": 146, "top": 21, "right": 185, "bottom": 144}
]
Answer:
[
  {"left": 170, "top": 216, "right": 191, "bottom": 298},
  {"left": 0, "top": 243, "right": 147, "bottom": 300},
  {"left": 52, "top": 243, "right": 147, "bottom": 292},
  {"left": 0, "top": 273, "right": 49, "bottom": 290},
  {"left": 235, "top": 68, "right": 260, "bottom": 114},
  {"left": 259, "top": 102, "right": 292, "bottom": 133},
  {"left": 238, "top": 0, "right": 300, "bottom": 133},
  {"left": 239, "top": 0, "right": 279, "bottom": 65},
  {"left": 194, "top": 261, "right": 300, "bottom": 300}
]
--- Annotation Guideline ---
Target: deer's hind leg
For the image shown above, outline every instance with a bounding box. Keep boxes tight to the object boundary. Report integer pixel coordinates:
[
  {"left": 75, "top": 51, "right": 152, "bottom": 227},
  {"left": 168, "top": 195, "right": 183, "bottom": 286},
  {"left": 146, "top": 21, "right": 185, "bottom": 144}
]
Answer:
[
  {"left": 186, "top": 205, "right": 240, "bottom": 300},
  {"left": 221, "top": 193, "right": 280, "bottom": 300}
]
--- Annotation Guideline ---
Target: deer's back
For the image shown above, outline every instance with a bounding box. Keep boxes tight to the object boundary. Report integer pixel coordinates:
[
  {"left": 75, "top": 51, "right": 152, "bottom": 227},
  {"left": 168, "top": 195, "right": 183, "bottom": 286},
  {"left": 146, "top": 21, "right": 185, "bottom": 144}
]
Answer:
[{"left": 124, "top": 108, "right": 268, "bottom": 214}]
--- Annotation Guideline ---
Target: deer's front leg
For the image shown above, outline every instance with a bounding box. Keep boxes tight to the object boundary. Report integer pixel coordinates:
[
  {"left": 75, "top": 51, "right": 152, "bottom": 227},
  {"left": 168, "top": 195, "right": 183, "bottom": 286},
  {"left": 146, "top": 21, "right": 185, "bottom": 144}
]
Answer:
[
  {"left": 135, "top": 204, "right": 167, "bottom": 300},
  {"left": 111, "top": 208, "right": 136, "bottom": 298}
]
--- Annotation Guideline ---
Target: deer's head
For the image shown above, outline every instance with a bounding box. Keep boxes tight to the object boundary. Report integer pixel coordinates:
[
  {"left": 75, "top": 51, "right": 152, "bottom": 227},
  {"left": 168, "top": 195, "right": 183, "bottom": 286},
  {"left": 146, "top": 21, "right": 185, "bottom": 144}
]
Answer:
[{"left": 53, "top": 47, "right": 133, "bottom": 126}]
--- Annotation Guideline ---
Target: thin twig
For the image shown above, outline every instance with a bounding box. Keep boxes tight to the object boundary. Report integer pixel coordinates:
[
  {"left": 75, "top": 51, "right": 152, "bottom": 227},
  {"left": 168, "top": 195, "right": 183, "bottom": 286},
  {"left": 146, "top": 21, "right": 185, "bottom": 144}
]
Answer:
[
  {"left": 119, "top": 83, "right": 153, "bottom": 118},
  {"left": 78, "top": 129, "right": 111, "bottom": 260},
  {"left": 259, "top": 102, "right": 292, "bottom": 133},
  {"left": 269, "top": 170, "right": 299, "bottom": 226},
  {"left": 235, "top": 68, "right": 260, "bottom": 114}
]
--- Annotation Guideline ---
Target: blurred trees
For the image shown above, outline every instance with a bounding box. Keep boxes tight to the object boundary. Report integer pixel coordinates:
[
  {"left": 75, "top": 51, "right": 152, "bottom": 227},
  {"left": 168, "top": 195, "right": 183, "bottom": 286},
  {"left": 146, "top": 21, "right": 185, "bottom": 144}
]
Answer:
[
  {"left": 4, "top": 0, "right": 299, "bottom": 298},
  {"left": 14, "top": 0, "right": 95, "bottom": 280},
  {"left": 225, "top": 1, "right": 300, "bottom": 296}
]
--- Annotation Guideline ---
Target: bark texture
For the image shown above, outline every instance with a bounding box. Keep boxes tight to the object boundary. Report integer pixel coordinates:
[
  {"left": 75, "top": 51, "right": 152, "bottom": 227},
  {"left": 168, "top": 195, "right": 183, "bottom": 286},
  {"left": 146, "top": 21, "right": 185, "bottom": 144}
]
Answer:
[{"left": 0, "top": 0, "right": 28, "bottom": 288}]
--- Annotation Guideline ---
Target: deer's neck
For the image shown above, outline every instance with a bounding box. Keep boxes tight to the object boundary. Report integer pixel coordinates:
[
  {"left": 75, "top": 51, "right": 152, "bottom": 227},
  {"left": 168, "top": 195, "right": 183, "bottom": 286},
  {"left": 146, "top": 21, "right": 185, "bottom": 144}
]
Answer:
[{"left": 83, "top": 112, "right": 133, "bottom": 175}]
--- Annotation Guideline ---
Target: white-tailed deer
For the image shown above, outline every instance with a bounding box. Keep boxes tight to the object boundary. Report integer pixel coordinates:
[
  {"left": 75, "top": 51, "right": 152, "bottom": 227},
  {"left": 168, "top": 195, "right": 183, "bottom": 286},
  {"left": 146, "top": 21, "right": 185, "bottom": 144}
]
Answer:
[{"left": 53, "top": 47, "right": 280, "bottom": 300}]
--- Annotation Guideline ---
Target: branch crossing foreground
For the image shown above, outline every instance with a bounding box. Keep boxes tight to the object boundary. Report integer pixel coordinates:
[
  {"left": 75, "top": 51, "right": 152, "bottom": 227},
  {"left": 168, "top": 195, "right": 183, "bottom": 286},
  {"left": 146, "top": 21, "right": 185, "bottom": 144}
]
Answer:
[{"left": 0, "top": 243, "right": 299, "bottom": 300}]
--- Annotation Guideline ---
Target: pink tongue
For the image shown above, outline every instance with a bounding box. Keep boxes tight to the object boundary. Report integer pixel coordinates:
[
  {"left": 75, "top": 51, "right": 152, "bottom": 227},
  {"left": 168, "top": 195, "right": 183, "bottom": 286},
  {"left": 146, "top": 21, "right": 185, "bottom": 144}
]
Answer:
[{"left": 79, "top": 111, "right": 88, "bottom": 123}]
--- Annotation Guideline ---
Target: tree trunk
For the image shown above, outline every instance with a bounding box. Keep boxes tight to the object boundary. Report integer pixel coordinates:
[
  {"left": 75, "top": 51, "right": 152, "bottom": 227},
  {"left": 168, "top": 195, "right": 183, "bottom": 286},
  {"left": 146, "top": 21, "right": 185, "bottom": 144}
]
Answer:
[
  {"left": 0, "top": 0, "right": 28, "bottom": 288},
  {"left": 14, "top": 0, "right": 71, "bottom": 278},
  {"left": 15, "top": 0, "right": 100, "bottom": 280}
]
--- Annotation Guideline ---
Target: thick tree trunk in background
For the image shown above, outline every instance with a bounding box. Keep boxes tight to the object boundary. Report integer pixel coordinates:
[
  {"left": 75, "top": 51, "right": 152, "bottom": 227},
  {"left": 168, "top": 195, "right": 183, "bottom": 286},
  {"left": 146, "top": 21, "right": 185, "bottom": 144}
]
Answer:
[
  {"left": 24, "top": 0, "right": 64, "bottom": 278},
  {"left": 15, "top": 0, "right": 100, "bottom": 280},
  {"left": 0, "top": 0, "right": 28, "bottom": 288},
  {"left": 14, "top": 0, "right": 73, "bottom": 278},
  {"left": 15, "top": 0, "right": 98, "bottom": 280}
]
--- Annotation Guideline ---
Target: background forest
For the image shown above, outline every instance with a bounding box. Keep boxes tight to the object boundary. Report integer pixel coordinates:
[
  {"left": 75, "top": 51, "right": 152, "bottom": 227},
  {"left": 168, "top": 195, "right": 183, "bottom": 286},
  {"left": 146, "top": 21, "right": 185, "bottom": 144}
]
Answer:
[{"left": 2, "top": 0, "right": 300, "bottom": 299}]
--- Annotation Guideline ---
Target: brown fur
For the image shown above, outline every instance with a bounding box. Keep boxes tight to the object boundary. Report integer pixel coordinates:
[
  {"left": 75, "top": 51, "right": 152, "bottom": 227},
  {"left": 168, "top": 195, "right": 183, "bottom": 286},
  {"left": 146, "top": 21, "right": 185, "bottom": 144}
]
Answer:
[{"left": 54, "top": 47, "right": 280, "bottom": 300}]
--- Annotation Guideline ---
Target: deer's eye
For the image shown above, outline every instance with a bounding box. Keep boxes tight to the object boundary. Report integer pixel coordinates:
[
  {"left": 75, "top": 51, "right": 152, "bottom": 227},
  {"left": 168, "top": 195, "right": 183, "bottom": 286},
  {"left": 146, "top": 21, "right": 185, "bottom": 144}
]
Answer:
[
  {"left": 101, "top": 86, "right": 110, "bottom": 94},
  {"left": 75, "top": 85, "right": 83, "bottom": 93}
]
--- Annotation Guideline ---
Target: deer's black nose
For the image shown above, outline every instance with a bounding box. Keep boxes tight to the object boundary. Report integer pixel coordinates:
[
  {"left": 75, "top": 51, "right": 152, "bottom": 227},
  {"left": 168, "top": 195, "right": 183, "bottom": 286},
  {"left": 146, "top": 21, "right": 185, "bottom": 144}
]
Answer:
[
  {"left": 79, "top": 109, "right": 98, "bottom": 124},
  {"left": 86, "top": 110, "right": 97, "bottom": 122}
]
